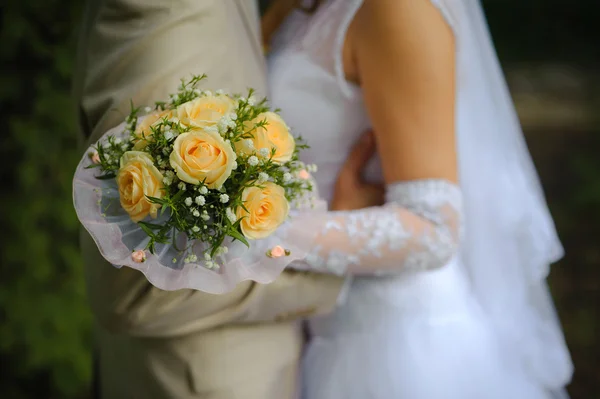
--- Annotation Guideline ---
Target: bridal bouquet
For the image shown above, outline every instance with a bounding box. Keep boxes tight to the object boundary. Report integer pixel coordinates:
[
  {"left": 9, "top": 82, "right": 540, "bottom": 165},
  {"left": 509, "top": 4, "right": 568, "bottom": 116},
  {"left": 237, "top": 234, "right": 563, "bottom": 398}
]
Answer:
[{"left": 73, "top": 75, "right": 323, "bottom": 293}]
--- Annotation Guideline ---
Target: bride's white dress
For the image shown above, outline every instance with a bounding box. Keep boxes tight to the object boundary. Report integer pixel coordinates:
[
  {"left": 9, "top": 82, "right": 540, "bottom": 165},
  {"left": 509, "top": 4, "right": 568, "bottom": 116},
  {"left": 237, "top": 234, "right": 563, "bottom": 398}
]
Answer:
[{"left": 267, "top": 0, "right": 573, "bottom": 398}]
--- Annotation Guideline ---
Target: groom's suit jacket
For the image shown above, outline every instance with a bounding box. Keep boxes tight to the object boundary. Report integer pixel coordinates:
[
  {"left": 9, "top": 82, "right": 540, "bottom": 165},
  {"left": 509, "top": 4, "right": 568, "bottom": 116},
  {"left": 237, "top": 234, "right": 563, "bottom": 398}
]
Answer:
[{"left": 73, "top": 1, "right": 344, "bottom": 398}]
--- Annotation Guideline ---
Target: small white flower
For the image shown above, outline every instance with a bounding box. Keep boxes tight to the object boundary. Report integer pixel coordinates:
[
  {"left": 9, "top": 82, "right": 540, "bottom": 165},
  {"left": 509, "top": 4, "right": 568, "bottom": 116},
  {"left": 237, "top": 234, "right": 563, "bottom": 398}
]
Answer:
[
  {"left": 229, "top": 112, "right": 237, "bottom": 121},
  {"left": 191, "top": 226, "right": 200, "bottom": 233},
  {"left": 232, "top": 161, "right": 238, "bottom": 170},
  {"left": 164, "top": 130, "right": 174, "bottom": 141},
  {"left": 226, "top": 207, "right": 237, "bottom": 223},
  {"left": 259, "top": 148, "right": 270, "bottom": 158},
  {"left": 204, "top": 253, "right": 212, "bottom": 261},
  {"left": 248, "top": 156, "right": 259, "bottom": 166},
  {"left": 204, "top": 125, "right": 219, "bottom": 135},
  {"left": 178, "top": 182, "right": 186, "bottom": 191},
  {"left": 144, "top": 106, "right": 152, "bottom": 113},
  {"left": 163, "top": 176, "right": 173, "bottom": 186},
  {"left": 239, "top": 97, "right": 246, "bottom": 103},
  {"left": 201, "top": 213, "right": 210, "bottom": 221},
  {"left": 244, "top": 139, "right": 254, "bottom": 150},
  {"left": 307, "top": 164, "right": 318, "bottom": 173},
  {"left": 192, "top": 209, "right": 200, "bottom": 217},
  {"left": 283, "top": 172, "right": 292, "bottom": 182},
  {"left": 258, "top": 172, "right": 269, "bottom": 183},
  {"left": 165, "top": 170, "right": 174, "bottom": 178},
  {"left": 215, "top": 89, "right": 224, "bottom": 95},
  {"left": 184, "top": 254, "right": 198, "bottom": 263},
  {"left": 199, "top": 186, "right": 208, "bottom": 194},
  {"left": 248, "top": 95, "right": 257, "bottom": 106},
  {"left": 114, "top": 138, "right": 122, "bottom": 145},
  {"left": 215, "top": 246, "right": 229, "bottom": 256},
  {"left": 184, "top": 197, "right": 193, "bottom": 207},
  {"left": 220, "top": 194, "right": 230, "bottom": 203},
  {"left": 195, "top": 195, "right": 205, "bottom": 206},
  {"left": 205, "top": 260, "right": 214, "bottom": 269},
  {"left": 203, "top": 90, "right": 212, "bottom": 97}
]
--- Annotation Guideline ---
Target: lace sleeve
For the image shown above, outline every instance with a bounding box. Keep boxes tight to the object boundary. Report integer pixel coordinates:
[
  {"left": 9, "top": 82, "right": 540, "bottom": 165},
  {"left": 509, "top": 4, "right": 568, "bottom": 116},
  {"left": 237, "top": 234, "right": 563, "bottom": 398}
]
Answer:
[{"left": 287, "top": 179, "right": 462, "bottom": 275}]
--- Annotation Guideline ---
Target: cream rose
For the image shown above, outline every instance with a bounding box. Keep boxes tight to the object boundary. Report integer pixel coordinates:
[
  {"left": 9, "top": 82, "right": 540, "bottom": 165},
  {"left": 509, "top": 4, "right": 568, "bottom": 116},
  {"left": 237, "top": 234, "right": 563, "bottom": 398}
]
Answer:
[
  {"left": 176, "top": 95, "right": 237, "bottom": 128},
  {"left": 236, "top": 182, "right": 289, "bottom": 240},
  {"left": 132, "top": 110, "right": 173, "bottom": 150},
  {"left": 169, "top": 130, "right": 237, "bottom": 189},
  {"left": 239, "top": 112, "right": 295, "bottom": 163},
  {"left": 117, "top": 151, "right": 164, "bottom": 222}
]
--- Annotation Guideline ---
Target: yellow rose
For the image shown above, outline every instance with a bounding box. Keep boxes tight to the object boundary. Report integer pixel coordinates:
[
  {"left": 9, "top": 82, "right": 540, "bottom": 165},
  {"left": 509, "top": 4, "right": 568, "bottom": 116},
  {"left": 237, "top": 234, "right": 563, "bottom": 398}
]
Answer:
[
  {"left": 236, "top": 182, "right": 289, "bottom": 240},
  {"left": 176, "top": 95, "right": 237, "bottom": 128},
  {"left": 240, "top": 112, "right": 295, "bottom": 163},
  {"left": 117, "top": 151, "right": 164, "bottom": 222},
  {"left": 132, "top": 110, "right": 174, "bottom": 150},
  {"left": 169, "top": 130, "right": 237, "bottom": 189}
]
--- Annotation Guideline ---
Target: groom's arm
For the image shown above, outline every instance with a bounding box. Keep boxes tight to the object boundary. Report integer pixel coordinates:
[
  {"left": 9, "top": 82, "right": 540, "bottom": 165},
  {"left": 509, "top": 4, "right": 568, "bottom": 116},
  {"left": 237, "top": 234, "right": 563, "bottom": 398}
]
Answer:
[{"left": 75, "top": 0, "right": 344, "bottom": 338}]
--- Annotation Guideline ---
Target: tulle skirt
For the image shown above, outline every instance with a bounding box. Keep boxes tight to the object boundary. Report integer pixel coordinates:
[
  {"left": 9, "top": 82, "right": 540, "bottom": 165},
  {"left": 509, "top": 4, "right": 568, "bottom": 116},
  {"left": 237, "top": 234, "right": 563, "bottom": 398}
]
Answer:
[{"left": 301, "top": 258, "right": 569, "bottom": 399}]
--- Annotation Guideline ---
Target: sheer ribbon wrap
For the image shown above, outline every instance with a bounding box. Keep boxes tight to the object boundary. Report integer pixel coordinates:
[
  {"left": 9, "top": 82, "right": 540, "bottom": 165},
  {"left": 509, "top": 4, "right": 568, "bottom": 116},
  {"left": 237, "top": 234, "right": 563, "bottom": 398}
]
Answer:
[{"left": 73, "top": 121, "right": 326, "bottom": 294}]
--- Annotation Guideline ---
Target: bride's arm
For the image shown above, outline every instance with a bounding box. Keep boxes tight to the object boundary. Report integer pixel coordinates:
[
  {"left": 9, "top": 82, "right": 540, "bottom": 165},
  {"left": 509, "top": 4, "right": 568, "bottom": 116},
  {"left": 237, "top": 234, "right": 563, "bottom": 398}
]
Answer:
[{"left": 285, "top": 0, "right": 459, "bottom": 275}]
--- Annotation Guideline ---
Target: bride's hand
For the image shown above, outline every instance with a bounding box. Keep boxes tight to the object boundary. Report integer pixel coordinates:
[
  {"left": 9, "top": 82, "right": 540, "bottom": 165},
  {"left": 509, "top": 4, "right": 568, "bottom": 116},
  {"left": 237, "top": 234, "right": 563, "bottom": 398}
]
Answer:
[{"left": 331, "top": 131, "right": 384, "bottom": 211}]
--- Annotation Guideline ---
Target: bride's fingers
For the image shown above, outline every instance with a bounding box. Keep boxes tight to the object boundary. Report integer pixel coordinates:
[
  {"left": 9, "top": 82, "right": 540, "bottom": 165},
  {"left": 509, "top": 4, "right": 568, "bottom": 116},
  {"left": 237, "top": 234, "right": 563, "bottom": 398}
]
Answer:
[{"left": 341, "top": 130, "right": 376, "bottom": 177}]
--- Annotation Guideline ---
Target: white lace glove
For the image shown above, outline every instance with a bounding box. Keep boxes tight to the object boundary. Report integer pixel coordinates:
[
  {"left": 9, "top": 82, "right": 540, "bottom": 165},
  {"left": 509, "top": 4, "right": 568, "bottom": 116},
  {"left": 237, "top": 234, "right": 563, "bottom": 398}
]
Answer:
[{"left": 287, "top": 179, "right": 463, "bottom": 275}]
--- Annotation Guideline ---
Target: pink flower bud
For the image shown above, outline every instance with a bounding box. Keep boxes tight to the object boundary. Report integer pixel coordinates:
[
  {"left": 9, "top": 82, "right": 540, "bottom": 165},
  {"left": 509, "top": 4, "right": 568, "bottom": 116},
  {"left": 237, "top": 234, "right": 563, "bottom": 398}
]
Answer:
[
  {"left": 131, "top": 250, "right": 146, "bottom": 263},
  {"left": 91, "top": 152, "right": 101, "bottom": 164},
  {"left": 298, "top": 170, "right": 310, "bottom": 180},
  {"left": 269, "top": 245, "right": 286, "bottom": 258}
]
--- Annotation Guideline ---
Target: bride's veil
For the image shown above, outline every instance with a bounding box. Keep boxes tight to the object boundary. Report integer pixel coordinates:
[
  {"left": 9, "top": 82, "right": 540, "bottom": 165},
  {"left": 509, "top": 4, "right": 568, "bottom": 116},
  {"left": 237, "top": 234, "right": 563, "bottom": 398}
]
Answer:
[{"left": 441, "top": 0, "right": 573, "bottom": 393}]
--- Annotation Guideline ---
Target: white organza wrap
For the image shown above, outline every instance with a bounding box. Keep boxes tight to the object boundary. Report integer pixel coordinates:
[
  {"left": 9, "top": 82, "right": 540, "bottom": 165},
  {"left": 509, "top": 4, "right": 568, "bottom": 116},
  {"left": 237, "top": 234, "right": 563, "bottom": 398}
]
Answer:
[{"left": 73, "top": 121, "right": 325, "bottom": 293}]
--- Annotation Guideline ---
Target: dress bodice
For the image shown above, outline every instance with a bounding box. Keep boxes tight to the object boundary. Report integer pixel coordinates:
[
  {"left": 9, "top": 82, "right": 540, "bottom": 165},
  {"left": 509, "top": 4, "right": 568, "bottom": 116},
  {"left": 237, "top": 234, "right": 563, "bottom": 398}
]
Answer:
[{"left": 267, "top": 1, "right": 381, "bottom": 203}]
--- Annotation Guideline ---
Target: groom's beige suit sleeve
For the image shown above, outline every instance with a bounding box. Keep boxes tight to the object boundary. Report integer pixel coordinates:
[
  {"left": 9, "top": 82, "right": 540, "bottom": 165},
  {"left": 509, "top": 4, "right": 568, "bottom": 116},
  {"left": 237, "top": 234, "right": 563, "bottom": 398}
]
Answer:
[{"left": 73, "top": 0, "right": 344, "bottom": 398}]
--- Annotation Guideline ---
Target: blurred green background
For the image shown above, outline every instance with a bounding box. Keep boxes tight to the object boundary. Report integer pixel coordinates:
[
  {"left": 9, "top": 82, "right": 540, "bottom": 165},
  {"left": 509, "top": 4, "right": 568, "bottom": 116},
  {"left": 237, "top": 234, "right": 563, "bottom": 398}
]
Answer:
[{"left": 0, "top": 0, "right": 597, "bottom": 398}]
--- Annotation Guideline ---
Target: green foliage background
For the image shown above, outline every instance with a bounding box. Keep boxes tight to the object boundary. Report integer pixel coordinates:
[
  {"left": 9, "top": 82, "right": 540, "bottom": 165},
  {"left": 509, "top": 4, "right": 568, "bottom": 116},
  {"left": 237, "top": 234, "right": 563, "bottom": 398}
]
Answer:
[{"left": 0, "top": 0, "right": 597, "bottom": 398}]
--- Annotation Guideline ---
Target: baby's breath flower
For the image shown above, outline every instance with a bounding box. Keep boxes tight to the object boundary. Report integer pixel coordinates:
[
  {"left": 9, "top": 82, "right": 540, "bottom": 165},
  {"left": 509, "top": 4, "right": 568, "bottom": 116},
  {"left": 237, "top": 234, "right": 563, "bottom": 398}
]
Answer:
[
  {"left": 205, "top": 260, "right": 215, "bottom": 269},
  {"left": 114, "top": 138, "right": 122, "bottom": 145},
  {"left": 164, "top": 131, "right": 174, "bottom": 141},
  {"left": 178, "top": 182, "right": 186, "bottom": 191},
  {"left": 199, "top": 186, "right": 208, "bottom": 195},
  {"left": 232, "top": 161, "right": 238, "bottom": 170},
  {"left": 201, "top": 211, "right": 210, "bottom": 221},
  {"left": 229, "top": 112, "right": 237, "bottom": 121},
  {"left": 204, "top": 253, "right": 212, "bottom": 261},
  {"left": 195, "top": 195, "right": 206, "bottom": 206},
  {"left": 258, "top": 172, "right": 269, "bottom": 183},
  {"left": 184, "top": 197, "right": 193, "bottom": 207},
  {"left": 248, "top": 156, "right": 259, "bottom": 166},
  {"left": 191, "top": 226, "right": 200, "bottom": 233},
  {"left": 144, "top": 106, "right": 152, "bottom": 113},
  {"left": 204, "top": 125, "right": 219, "bottom": 135},
  {"left": 248, "top": 95, "right": 257, "bottom": 106},
  {"left": 220, "top": 194, "right": 230, "bottom": 203},
  {"left": 226, "top": 207, "right": 237, "bottom": 224},
  {"left": 184, "top": 254, "right": 198, "bottom": 263},
  {"left": 192, "top": 209, "right": 200, "bottom": 217},
  {"left": 215, "top": 89, "right": 224, "bottom": 96},
  {"left": 283, "top": 172, "right": 292, "bottom": 182},
  {"left": 259, "top": 148, "right": 270, "bottom": 158}
]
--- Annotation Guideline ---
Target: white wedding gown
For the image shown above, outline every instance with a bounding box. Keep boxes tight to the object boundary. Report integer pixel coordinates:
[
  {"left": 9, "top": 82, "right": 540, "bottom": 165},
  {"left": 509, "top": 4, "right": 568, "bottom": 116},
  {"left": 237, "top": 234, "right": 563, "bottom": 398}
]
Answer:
[{"left": 267, "top": 0, "right": 573, "bottom": 398}]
